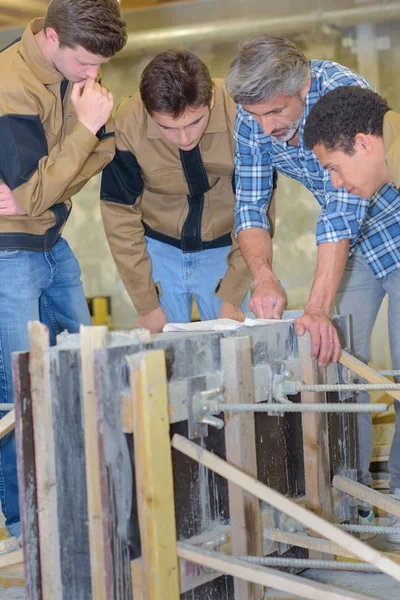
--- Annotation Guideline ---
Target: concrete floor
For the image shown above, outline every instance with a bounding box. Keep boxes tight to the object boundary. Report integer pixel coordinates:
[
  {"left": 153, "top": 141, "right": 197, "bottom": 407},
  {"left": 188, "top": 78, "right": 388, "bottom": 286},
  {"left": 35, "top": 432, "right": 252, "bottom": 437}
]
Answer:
[{"left": 266, "top": 525, "right": 400, "bottom": 599}]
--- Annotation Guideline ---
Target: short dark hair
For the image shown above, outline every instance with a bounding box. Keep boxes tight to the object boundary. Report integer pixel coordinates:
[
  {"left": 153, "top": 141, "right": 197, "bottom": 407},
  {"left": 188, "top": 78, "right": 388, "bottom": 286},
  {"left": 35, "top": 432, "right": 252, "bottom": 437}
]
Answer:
[
  {"left": 140, "top": 50, "right": 213, "bottom": 118},
  {"left": 44, "top": 0, "right": 127, "bottom": 58},
  {"left": 304, "top": 86, "right": 390, "bottom": 154}
]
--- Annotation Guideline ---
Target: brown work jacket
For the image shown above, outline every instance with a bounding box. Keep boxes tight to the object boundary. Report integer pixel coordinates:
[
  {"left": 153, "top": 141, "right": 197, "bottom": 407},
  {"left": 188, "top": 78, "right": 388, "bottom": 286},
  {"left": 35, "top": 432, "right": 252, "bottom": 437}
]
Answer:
[
  {"left": 0, "top": 19, "right": 114, "bottom": 250},
  {"left": 101, "top": 80, "right": 276, "bottom": 315}
]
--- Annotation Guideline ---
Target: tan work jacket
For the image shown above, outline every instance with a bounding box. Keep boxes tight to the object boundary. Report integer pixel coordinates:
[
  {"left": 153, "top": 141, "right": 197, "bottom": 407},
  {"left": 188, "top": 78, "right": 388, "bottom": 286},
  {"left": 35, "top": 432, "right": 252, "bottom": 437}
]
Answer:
[
  {"left": 384, "top": 110, "right": 400, "bottom": 189},
  {"left": 101, "top": 80, "right": 273, "bottom": 315},
  {"left": 0, "top": 19, "right": 114, "bottom": 250}
]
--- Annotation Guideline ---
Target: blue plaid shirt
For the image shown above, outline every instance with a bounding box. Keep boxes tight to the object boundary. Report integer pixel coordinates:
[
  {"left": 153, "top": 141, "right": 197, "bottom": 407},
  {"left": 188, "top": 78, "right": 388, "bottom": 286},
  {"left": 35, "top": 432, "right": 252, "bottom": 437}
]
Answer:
[{"left": 234, "top": 60, "right": 400, "bottom": 279}]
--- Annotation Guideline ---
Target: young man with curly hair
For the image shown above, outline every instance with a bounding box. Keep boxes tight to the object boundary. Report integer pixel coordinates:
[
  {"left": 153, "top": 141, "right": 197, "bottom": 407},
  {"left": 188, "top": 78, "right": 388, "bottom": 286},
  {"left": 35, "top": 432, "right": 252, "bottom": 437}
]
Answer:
[
  {"left": 0, "top": 0, "right": 126, "bottom": 543},
  {"left": 303, "top": 87, "right": 400, "bottom": 540},
  {"left": 304, "top": 86, "right": 397, "bottom": 197}
]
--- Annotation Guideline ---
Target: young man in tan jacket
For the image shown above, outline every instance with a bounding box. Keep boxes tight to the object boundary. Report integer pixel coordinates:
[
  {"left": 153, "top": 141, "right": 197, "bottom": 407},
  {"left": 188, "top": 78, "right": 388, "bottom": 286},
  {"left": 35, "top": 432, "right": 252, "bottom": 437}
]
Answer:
[
  {"left": 101, "top": 50, "right": 276, "bottom": 333},
  {"left": 0, "top": 0, "right": 126, "bottom": 542}
]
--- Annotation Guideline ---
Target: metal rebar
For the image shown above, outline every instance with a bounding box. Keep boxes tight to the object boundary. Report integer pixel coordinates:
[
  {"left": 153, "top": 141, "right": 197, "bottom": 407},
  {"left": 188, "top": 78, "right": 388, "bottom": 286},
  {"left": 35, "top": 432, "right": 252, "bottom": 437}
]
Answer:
[
  {"left": 178, "top": 544, "right": 379, "bottom": 572},
  {"left": 338, "top": 524, "right": 400, "bottom": 534},
  {"left": 236, "top": 555, "right": 379, "bottom": 572},
  {"left": 378, "top": 370, "right": 400, "bottom": 377},
  {"left": 299, "top": 382, "right": 400, "bottom": 392},
  {"left": 213, "top": 403, "right": 387, "bottom": 413}
]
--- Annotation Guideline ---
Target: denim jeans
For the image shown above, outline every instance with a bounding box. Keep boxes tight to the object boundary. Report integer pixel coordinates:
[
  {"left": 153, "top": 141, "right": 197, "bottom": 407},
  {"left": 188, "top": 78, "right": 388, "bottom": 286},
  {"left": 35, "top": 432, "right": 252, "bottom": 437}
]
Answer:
[
  {"left": 335, "top": 248, "right": 400, "bottom": 492},
  {"left": 146, "top": 237, "right": 249, "bottom": 322},
  {"left": 0, "top": 238, "right": 91, "bottom": 536}
]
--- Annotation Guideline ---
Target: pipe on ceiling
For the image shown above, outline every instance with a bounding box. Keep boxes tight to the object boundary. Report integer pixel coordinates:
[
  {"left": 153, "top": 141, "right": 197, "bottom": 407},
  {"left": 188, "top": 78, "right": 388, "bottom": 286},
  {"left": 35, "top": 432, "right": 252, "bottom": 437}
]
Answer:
[{"left": 117, "top": 2, "right": 400, "bottom": 58}]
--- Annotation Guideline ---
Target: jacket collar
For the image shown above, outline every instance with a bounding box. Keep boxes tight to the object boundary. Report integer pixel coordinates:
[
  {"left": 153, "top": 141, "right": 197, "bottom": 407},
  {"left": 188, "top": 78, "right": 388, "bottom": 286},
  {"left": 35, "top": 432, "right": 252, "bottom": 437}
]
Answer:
[
  {"left": 146, "top": 80, "right": 228, "bottom": 139},
  {"left": 19, "top": 18, "right": 65, "bottom": 85}
]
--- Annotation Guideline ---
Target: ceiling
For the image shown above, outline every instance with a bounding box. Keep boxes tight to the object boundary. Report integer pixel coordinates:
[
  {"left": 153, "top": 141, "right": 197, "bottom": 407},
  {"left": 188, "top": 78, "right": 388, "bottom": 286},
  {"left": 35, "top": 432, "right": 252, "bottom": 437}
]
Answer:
[{"left": 0, "top": 0, "right": 188, "bottom": 29}]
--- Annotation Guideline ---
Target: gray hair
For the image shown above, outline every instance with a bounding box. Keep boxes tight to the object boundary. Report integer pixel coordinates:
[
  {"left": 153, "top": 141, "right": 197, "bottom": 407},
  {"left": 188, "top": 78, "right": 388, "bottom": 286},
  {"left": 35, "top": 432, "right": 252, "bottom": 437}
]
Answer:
[{"left": 226, "top": 36, "right": 310, "bottom": 104}]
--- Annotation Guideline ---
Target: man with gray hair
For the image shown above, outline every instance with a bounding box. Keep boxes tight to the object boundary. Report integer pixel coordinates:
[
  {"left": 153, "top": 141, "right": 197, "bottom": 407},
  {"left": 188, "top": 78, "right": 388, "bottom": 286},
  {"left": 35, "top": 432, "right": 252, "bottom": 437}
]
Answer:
[{"left": 226, "top": 36, "right": 400, "bottom": 541}]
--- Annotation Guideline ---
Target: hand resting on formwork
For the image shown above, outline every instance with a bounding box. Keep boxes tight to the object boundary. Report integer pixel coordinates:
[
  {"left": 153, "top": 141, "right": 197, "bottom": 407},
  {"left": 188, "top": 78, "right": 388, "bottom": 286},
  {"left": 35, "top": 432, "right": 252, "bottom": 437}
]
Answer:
[{"left": 0, "top": 181, "right": 26, "bottom": 215}]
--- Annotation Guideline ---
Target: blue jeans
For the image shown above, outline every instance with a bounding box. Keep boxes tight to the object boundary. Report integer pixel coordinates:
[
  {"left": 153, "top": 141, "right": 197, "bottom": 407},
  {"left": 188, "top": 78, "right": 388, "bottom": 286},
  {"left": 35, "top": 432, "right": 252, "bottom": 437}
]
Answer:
[
  {"left": 146, "top": 237, "right": 249, "bottom": 322},
  {"left": 0, "top": 238, "right": 91, "bottom": 536},
  {"left": 335, "top": 248, "right": 400, "bottom": 491}
]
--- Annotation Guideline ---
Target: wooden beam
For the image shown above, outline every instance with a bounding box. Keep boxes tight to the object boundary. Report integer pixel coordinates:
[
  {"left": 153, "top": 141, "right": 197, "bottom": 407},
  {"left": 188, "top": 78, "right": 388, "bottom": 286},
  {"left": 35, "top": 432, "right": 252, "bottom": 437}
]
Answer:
[
  {"left": 128, "top": 350, "right": 180, "bottom": 600},
  {"left": 171, "top": 434, "right": 400, "bottom": 582},
  {"left": 339, "top": 350, "right": 400, "bottom": 407},
  {"left": 28, "top": 321, "right": 61, "bottom": 599},
  {"left": 332, "top": 476, "right": 400, "bottom": 518},
  {"left": 221, "top": 336, "right": 263, "bottom": 600},
  {"left": 80, "top": 325, "right": 109, "bottom": 600},
  {"left": 263, "top": 529, "right": 355, "bottom": 559},
  {"left": 371, "top": 444, "right": 391, "bottom": 461},
  {"left": 0, "top": 409, "right": 15, "bottom": 440},
  {"left": 0, "top": 550, "right": 23, "bottom": 570},
  {"left": 176, "top": 544, "right": 377, "bottom": 600},
  {"left": 299, "top": 333, "right": 332, "bottom": 520},
  {"left": 12, "top": 351, "right": 41, "bottom": 599}
]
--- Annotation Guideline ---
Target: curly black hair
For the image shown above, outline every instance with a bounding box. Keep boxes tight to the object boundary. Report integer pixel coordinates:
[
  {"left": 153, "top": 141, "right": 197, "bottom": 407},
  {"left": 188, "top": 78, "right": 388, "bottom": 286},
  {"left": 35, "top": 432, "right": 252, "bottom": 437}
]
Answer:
[{"left": 304, "top": 86, "right": 390, "bottom": 154}]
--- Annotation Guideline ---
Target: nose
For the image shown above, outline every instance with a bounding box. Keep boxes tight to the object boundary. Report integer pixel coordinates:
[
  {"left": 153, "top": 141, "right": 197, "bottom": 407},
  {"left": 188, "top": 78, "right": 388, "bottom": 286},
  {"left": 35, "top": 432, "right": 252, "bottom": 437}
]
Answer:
[
  {"left": 330, "top": 171, "right": 344, "bottom": 189},
  {"left": 179, "top": 129, "right": 191, "bottom": 146},
  {"left": 86, "top": 65, "right": 100, "bottom": 80},
  {"left": 258, "top": 115, "right": 276, "bottom": 136}
]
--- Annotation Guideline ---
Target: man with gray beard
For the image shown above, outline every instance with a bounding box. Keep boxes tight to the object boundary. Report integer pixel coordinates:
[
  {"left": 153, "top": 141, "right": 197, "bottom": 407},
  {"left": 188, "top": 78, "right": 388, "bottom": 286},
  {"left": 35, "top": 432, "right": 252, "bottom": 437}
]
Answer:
[{"left": 226, "top": 36, "right": 400, "bottom": 541}]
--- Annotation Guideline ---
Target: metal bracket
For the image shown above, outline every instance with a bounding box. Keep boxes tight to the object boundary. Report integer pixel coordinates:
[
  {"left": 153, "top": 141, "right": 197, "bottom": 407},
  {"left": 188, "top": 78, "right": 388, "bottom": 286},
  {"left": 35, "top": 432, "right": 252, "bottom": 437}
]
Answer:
[{"left": 191, "top": 386, "right": 225, "bottom": 433}]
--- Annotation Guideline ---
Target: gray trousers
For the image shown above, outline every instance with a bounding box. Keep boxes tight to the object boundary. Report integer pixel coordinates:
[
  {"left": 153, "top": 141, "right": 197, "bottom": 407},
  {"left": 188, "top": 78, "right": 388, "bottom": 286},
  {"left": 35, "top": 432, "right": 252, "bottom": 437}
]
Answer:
[{"left": 335, "top": 249, "right": 400, "bottom": 492}]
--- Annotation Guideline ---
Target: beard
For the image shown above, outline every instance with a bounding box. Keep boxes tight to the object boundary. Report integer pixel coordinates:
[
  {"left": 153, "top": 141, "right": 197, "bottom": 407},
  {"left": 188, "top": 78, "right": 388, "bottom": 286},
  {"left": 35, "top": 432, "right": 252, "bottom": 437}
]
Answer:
[
  {"left": 271, "top": 97, "right": 305, "bottom": 142},
  {"left": 271, "top": 116, "right": 303, "bottom": 142}
]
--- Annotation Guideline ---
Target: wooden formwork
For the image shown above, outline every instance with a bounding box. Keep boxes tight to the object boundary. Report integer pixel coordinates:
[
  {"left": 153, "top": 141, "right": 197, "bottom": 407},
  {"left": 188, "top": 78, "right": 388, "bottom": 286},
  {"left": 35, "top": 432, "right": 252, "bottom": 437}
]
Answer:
[{"left": 5, "top": 316, "right": 399, "bottom": 598}]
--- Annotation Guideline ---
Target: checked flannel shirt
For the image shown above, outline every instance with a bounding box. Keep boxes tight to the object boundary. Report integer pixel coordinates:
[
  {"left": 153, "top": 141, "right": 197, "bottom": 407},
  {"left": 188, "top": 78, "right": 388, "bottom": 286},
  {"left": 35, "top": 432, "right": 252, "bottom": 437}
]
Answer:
[{"left": 234, "top": 60, "right": 400, "bottom": 279}]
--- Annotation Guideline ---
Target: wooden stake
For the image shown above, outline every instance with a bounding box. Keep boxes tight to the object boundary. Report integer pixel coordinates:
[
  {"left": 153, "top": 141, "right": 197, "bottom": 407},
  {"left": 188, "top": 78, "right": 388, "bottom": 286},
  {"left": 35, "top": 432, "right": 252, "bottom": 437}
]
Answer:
[
  {"left": 171, "top": 434, "right": 400, "bottom": 582},
  {"left": 339, "top": 350, "right": 400, "bottom": 417},
  {"left": 263, "top": 529, "right": 355, "bottom": 559},
  {"left": 128, "top": 350, "right": 180, "bottom": 600},
  {"left": 80, "top": 325, "right": 109, "bottom": 600},
  {"left": 0, "top": 409, "right": 15, "bottom": 440},
  {"left": 176, "top": 543, "right": 377, "bottom": 600},
  {"left": 332, "top": 475, "right": 400, "bottom": 518},
  {"left": 13, "top": 351, "right": 41, "bottom": 599},
  {"left": 28, "top": 321, "right": 61, "bottom": 599},
  {"left": 221, "top": 336, "right": 263, "bottom": 600},
  {"left": 298, "top": 333, "right": 332, "bottom": 520}
]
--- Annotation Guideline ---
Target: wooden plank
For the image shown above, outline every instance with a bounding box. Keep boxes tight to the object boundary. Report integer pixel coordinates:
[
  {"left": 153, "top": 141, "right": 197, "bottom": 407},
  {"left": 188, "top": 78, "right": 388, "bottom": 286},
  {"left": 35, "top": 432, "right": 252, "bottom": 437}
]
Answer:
[
  {"left": 80, "top": 325, "right": 109, "bottom": 600},
  {"left": 221, "top": 336, "right": 263, "bottom": 600},
  {"left": 171, "top": 434, "right": 400, "bottom": 582},
  {"left": 94, "top": 348, "right": 133, "bottom": 599},
  {"left": 371, "top": 444, "right": 391, "bottom": 460},
  {"left": 128, "top": 350, "right": 180, "bottom": 600},
  {"left": 28, "top": 321, "right": 61, "bottom": 599},
  {"left": 298, "top": 333, "right": 332, "bottom": 521},
  {"left": 332, "top": 475, "right": 400, "bottom": 518},
  {"left": 373, "top": 423, "right": 395, "bottom": 446},
  {"left": 0, "top": 550, "right": 23, "bottom": 570},
  {"left": 263, "top": 529, "right": 355, "bottom": 559},
  {"left": 12, "top": 351, "right": 41, "bottom": 600},
  {"left": 339, "top": 350, "right": 400, "bottom": 403},
  {"left": 176, "top": 544, "right": 377, "bottom": 600},
  {"left": 50, "top": 347, "right": 91, "bottom": 598},
  {"left": 0, "top": 409, "right": 15, "bottom": 440}
]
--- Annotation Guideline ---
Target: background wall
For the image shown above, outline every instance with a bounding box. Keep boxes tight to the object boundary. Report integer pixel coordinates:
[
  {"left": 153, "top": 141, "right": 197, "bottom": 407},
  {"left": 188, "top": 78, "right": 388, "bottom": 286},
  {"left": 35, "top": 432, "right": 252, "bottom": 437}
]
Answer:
[{"left": 58, "top": 17, "right": 399, "bottom": 366}]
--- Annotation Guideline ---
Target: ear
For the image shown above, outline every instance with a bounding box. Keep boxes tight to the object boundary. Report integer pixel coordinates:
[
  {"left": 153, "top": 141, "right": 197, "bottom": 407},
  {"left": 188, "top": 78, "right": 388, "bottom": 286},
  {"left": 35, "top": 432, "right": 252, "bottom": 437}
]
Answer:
[
  {"left": 45, "top": 27, "right": 60, "bottom": 49},
  {"left": 354, "top": 133, "right": 374, "bottom": 155},
  {"left": 209, "top": 88, "right": 215, "bottom": 110},
  {"left": 300, "top": 77, "right": 312, "bottom": 101}
]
